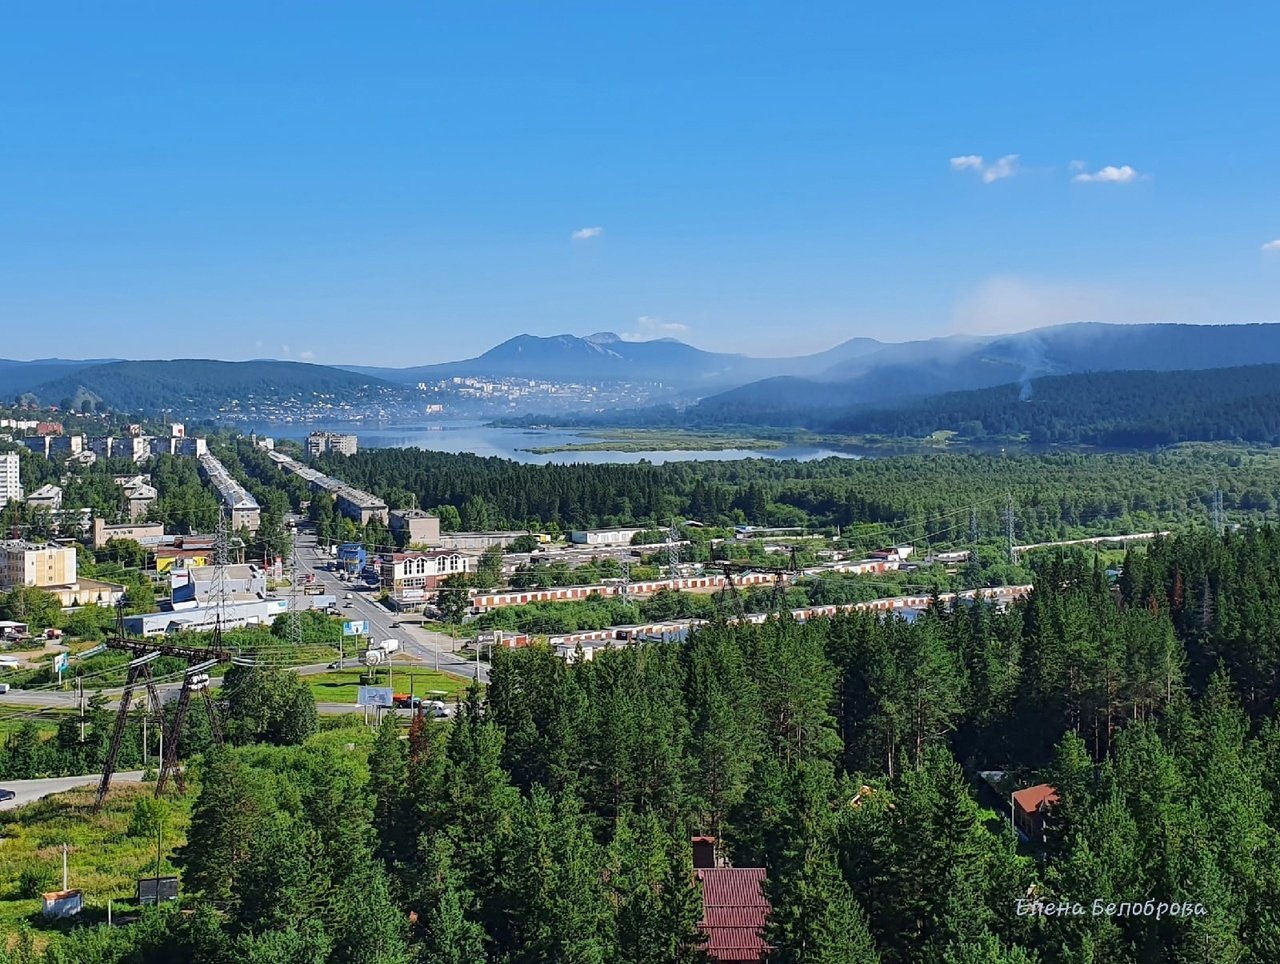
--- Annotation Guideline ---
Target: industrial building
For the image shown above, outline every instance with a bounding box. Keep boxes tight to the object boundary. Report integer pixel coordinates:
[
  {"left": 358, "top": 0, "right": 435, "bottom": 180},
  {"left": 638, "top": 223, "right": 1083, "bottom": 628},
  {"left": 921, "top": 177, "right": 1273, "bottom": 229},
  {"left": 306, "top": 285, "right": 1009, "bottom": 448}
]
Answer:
[
  {"left": 436, "top": 530, "right": 537, "bottom": 551},
  {"left": 171, "top": 563, "right": 267, "bottom": 604},
  {"left": 123, "top": 597, "right": 289, "bottom": 637},
  {"left": 91, "top": 517, "right": 166, "bottom": 549},
  {"left": 197, "top": 453, "right": 261, "bottom": 533},
  {"left": 306, "top": 431, "right": 358, "bottom": 457},
  {"left": 0, "top": 452, "right": 22, "bottom": 507},
  {"left": 389, "top": 508, "right": 441, "bottom": 547},
  {"left": 569, "top": 525, "right": 646, "bottom": 546}
]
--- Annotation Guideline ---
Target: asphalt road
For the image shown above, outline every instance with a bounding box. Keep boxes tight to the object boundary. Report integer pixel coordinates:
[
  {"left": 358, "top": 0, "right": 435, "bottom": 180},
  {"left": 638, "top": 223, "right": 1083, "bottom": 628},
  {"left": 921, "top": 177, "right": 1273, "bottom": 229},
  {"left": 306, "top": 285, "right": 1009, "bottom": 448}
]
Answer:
[
  {"left": 0, "top": 771, "right": 145, "bottom": 811},
  {"left": 292, "top": 527, "right": 490, "bottom": 684}
]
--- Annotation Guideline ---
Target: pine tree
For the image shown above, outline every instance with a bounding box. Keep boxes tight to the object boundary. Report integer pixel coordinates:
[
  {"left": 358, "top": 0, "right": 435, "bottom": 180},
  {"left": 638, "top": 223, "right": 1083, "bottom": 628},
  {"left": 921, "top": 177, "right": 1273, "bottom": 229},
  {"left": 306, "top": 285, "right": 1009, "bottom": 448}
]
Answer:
[
  {"left": 369, "top": 712, "right": 408, "bottom": 862},
  {"left": 764, "top": 762, "right": 880, "bottom": 963}
]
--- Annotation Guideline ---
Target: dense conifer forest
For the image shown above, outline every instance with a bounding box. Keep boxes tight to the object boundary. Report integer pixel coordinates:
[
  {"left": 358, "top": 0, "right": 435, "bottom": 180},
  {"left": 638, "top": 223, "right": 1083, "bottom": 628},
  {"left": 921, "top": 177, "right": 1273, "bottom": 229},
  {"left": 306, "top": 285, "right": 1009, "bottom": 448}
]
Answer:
[{"left": 8, "top": 529, "right": 1280, "bottom": 962}]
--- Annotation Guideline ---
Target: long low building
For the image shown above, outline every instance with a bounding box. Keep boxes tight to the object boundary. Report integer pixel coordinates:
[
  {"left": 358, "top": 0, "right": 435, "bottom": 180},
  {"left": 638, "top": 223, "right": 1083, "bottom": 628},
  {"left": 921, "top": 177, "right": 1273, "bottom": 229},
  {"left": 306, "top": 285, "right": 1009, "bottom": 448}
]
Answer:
[
  {"left": 123, "top": 597, "right": 289, "bottom": 637},
  {"left": 198, "top": 454, "right": 260, "bottom": 533},
  {"left": 547, "top": 585, "right": 1034, "bottom": 660},
  {"left": 469, "top": 557, "right": 901, "bottom": 612},
  {"left": 266, "top": 451, "right": 387, "bottom": 525}
]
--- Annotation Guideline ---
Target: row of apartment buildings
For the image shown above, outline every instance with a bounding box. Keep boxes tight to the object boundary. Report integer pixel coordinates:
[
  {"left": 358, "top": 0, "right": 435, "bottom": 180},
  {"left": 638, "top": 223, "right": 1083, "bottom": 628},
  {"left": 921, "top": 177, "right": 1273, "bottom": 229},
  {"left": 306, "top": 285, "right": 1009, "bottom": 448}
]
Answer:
[
  {"left": 197, "top": 453, "right": 261, "bottom": 533},
  {"left": 265, "top": 450, "right": 388, "bottom": 525}
]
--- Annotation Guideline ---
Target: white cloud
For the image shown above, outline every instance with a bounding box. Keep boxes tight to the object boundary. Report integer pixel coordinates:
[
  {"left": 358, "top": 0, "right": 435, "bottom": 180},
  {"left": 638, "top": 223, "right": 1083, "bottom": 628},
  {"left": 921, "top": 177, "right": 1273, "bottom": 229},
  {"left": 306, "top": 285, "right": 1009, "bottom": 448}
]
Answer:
[
  {"left": 299, "top": 350, "right": 316, "bottom": 361},
  {"left": 619, "top": 315, "right": 691, "bottom": 342},
  {"left": 1261, "top": 240, "right": 1280, "bottom": 253},
  {"left": 949, "top": 153, "right": 1020, "bottom": 183},
  {"left": 1068, "top": 159, "right": 1087, "bottom": 172},
  {"left": 280, "top": 344, "right": 290, "bottom": 356},
  {"left": 1072, "top": 164, "right": 1142, "bottom": 184},
  {"left": 950, "top": 275, "right": 1199, "bottom": 335},
  {"left": 571, "top": 226, "right": 603, "bottom": 240}
]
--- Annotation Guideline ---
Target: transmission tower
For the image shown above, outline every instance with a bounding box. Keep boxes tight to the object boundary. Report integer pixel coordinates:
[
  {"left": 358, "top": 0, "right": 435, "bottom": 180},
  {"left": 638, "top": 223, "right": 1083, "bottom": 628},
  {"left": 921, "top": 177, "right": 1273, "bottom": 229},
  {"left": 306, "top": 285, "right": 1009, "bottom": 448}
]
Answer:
[
  {"left": 620, "top": 560, "right": 631, "bottom": 604},
  {"left": 93, "top": 611, "right": 245, "bottom": 810},
  {"left": 286, "top": 541, "right": 303, "bottom": 651},
  {"left": 666, "top": 518, "right": 681, "bottom": 578},
  {"left": 969, "top": 506, "right": 979, "bottom": 547},
  {"left": 1213, "top": 488, "right": 1224, "bottom": 537}
]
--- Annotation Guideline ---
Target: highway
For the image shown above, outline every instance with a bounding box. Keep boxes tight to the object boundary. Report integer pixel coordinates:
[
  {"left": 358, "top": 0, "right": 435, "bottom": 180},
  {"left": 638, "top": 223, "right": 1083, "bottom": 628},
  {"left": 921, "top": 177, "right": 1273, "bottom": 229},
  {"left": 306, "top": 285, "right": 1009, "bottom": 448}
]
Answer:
[
  {"left": 290, "top": 525, "right": 491, "bottom": 684},
  {"left": 0, "top": 771, "right": 145, "bottom": 811}
]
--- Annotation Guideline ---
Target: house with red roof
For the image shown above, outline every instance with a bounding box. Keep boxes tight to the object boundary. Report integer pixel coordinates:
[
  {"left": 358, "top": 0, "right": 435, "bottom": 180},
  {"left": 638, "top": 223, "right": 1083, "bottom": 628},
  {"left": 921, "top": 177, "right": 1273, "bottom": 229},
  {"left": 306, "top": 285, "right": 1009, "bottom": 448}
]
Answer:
[
  {"left": 1012, "top": 783, "right": 1059, "bottom": 844},
  {"left": 693, "top": 836, "right": 772, "bottom": 962}
]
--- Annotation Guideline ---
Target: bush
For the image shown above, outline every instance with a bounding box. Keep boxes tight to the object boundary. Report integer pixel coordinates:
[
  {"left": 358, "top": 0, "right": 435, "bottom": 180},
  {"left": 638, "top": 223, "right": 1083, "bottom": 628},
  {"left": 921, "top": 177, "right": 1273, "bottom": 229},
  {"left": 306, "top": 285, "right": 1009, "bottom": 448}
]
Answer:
[{"left": 17, "top": 865, "right": 53, "bottom": 899}]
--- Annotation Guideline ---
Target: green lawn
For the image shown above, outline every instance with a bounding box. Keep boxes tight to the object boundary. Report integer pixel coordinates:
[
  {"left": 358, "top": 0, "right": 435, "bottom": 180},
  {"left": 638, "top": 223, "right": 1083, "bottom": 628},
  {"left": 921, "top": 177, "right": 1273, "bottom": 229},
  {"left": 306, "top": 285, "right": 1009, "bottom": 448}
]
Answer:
[
  {"left": 305, "top": 665, "right": 474, "bottom": 705},
  {"left": 0, "top": 781, "right": 194, "bottom": 951}
]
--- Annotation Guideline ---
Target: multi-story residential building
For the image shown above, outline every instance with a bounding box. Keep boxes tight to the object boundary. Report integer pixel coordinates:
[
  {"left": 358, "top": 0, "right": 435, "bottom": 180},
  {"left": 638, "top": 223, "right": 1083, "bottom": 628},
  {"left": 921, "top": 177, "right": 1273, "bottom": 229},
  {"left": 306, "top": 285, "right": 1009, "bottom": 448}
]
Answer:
[
  {"left": 306, "top": 432, "right": 358, "bottom": 457},
  {"left": 197, "top": 453, "right": 260, "bottom": 532},
  {"left": 0, "top": 540, "right": 77, "bottom": 589},
  {"left": 26, "top": 484, "right": 63, "bottom": 512},
  {"left": 0, "top": 452, "right": 21, "bottom": 507}
]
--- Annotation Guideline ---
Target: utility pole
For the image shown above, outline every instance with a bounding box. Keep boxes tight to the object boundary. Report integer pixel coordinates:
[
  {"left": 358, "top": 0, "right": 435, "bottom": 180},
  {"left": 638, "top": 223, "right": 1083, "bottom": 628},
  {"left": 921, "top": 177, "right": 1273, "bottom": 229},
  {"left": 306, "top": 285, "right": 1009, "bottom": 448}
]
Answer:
[
  {"left": 77, "top": 677, "right": 84, "bottom": 743},
  {"left": 62, "top": 844, "right": 68, "bottom": 891}
]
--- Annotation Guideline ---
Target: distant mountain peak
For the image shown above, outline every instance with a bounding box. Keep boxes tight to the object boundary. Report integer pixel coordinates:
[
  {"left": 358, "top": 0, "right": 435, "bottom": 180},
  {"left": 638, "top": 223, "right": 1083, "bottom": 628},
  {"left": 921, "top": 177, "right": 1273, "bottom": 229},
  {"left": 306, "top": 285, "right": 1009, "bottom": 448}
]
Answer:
[{"left": 584, "top": 332, "right": 622, "bottom": 345}]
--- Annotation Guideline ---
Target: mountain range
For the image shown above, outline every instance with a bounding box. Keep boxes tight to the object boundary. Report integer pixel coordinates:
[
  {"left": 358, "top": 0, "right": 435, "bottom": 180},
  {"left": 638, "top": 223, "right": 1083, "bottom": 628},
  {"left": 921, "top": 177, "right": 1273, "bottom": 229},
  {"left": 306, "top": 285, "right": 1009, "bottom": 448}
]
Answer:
[{"left": 7, "top": 322, "right": 1280, "bottom": 421}]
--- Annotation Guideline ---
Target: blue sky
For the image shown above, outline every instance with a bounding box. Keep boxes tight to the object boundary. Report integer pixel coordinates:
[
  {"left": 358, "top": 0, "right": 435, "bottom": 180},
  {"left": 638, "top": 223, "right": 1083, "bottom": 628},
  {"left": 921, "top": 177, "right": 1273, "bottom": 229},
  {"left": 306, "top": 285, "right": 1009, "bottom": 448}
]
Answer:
[{"left": 1, "top": 2, "right": 1278, "bottom": 366}]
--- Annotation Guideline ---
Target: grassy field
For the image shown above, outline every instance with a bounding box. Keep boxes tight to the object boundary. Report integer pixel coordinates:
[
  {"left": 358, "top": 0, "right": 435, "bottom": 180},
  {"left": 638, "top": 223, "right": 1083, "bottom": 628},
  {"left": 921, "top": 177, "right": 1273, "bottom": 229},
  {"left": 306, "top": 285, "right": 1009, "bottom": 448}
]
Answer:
[
  {"left": 305, "top": 664, "right": 474, "bottom": 705},
  {"left": 519, "top": 429, "right": 786, "bottom": 455},
  {"left": 0, "top": 781, "right": 194, "bottom": 951}
]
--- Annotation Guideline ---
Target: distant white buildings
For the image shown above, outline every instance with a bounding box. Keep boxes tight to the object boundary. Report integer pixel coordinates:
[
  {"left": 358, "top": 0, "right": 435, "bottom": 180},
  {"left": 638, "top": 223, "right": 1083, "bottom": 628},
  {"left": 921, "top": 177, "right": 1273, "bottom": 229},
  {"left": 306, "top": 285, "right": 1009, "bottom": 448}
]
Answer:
[{"left": 569, "top": 526, "right": 646, "bottom": 547}]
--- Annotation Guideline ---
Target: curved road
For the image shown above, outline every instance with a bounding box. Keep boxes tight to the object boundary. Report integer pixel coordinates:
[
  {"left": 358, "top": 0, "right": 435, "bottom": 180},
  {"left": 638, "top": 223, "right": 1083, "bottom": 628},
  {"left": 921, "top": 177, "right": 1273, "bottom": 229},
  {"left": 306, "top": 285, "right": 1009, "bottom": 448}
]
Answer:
[{"left": 0, "top": 771, "right": 145, "bottom": 811}]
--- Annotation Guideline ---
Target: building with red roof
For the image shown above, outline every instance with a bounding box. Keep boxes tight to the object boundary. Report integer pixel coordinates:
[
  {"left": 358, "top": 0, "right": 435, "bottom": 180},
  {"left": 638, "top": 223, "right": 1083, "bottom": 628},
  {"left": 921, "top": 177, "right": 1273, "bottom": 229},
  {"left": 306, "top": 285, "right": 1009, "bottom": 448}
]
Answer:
[
  {"left": 1012, "top": 783, "right": 1059, "bottom": 843},
  {"left": 693, "top": 837, "right": 772, "bottom": 962}
]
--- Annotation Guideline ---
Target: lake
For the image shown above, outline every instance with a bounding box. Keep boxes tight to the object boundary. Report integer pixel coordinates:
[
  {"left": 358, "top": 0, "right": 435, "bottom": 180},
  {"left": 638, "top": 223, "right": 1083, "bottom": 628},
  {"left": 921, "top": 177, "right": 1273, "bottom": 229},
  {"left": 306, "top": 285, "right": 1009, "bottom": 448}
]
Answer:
[{"left": 234, "top": 418, "right": 859, "bottom": 465}]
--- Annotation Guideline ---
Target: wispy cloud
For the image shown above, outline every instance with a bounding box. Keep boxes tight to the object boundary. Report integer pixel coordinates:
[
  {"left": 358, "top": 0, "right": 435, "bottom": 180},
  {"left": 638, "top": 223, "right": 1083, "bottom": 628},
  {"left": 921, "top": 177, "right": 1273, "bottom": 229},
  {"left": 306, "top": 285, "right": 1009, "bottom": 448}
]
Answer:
[
  {"left": 298, "top": 350, "right": 316, "bottom": 361},
  {"left": 571, "top": 226, "right": 603, "bottom": 241},
  {"left": 619, "top": 315, "right": 690, "bottom": 342},
  {"left": 1072, "top": 164, "right": 1143, "bottom": 184},
  {"left": 949, "top": 153, "right": 1020, "bottom": 184},
  {"left": 1262, "top": 240, "right": 1280, "bottom": 253}
]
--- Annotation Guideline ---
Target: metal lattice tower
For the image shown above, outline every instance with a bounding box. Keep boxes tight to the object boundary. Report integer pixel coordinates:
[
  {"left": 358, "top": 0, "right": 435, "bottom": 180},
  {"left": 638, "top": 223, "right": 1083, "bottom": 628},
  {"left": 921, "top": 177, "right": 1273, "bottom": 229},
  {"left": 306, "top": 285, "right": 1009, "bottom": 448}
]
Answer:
[
  {"left": 666, "top": 518, "right": 681, "bottom": 578},
  {"left": 94, "top": 633, "right": 240, "bottom": 811},
  {"left": 286, "top": 542, "right": 303, "bottom": 651},
  {"left": 969, "top": 506, "right": 979, "bottom": 548}
]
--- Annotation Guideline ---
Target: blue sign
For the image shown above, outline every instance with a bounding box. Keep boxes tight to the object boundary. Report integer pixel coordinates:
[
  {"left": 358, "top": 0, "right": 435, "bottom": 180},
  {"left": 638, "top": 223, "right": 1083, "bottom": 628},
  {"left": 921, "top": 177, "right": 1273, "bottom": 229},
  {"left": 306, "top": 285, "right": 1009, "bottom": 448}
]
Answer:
[
  {"left": 342, "top": 620, "right": 369, "bottom": 637},
  {"left": 53, "top": 652, "right": 69, "bottom": 673}
]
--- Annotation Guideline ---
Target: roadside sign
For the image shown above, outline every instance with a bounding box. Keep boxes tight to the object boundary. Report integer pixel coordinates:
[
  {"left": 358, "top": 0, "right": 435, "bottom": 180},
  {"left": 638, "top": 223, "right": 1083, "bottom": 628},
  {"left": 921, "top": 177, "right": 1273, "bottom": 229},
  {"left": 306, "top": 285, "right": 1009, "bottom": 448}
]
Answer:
[
  {"left": 475, "top": 631, "right": 497, "bottom": 646},
  {"left": 342, "top": 619, "right": 369, "bottom": 637},
  {"left": 52, "top": 652, "right": 69, "bottom": 674},
  {"left": 357, "top": 686, "right": 393, "bottom": 707},
  {"left": 137, "top": 876, "right": 178, "bottom": 905}
]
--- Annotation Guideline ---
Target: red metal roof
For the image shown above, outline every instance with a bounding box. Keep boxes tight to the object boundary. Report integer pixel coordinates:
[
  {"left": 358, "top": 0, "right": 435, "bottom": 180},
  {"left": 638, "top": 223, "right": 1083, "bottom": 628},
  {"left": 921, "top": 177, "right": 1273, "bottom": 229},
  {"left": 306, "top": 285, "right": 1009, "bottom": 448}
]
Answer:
[
  {"left": 1012, "top": 783, "right": 1060, "bottom": 815},
  {"left": 697, "top": 867, "right": 771, "bottom": 962}
]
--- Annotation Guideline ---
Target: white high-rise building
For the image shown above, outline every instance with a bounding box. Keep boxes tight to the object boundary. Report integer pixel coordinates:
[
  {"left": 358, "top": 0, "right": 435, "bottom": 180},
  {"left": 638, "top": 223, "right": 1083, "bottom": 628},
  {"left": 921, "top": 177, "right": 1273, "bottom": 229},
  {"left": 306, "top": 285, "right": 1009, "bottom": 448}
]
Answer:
[{"left": 0, "top": 453, "right": 21, "bottom": 507}]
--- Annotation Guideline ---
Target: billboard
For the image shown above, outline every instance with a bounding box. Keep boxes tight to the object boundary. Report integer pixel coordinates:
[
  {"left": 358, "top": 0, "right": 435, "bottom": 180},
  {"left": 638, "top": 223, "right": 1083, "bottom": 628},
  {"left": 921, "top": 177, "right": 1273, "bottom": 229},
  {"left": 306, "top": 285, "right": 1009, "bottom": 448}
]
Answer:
[
  {"left": 342, "top": 619, "right": 369, "bottom": 637},
  {"left": 357, "top": 686, "right": 393, "bottom": 707},
  {"left": 137, "top": 876, "right": 179, "bottom": 905},
  {"left": 52, "top": 652, "right": 69, "bottom": 674}
]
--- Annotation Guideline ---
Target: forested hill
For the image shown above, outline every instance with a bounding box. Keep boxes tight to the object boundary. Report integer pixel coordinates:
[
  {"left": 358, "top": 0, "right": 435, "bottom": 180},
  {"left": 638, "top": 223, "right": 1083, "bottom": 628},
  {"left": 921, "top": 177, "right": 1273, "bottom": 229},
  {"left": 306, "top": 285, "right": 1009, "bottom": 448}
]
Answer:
[
  {"left": 827, "top": 364, "right": 1280, "bottom": 445},
  {"left": 17, "top": 359, "right": 403, "bottom": 414}
]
